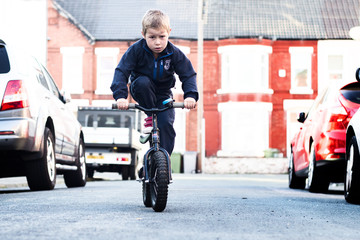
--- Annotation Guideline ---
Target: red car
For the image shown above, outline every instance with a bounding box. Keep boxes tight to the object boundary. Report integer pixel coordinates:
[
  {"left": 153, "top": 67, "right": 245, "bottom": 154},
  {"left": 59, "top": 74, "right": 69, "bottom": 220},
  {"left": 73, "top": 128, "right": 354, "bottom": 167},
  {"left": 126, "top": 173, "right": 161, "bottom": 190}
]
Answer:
[{"left": 289, "top": 81, "right": 360, "bottom": 193}]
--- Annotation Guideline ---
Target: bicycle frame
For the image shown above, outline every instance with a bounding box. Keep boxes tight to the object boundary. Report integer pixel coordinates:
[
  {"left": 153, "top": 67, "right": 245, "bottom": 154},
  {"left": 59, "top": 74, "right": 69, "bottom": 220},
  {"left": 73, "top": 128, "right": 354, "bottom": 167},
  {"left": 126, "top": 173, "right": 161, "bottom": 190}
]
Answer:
[{"left": 113, "top": 101, "right": 184, "bottom": 184}]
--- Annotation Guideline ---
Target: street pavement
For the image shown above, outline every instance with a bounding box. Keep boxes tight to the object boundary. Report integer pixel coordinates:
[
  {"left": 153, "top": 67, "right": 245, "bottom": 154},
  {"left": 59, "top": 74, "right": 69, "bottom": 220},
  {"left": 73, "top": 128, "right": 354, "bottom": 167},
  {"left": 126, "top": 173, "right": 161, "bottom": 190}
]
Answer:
[{"left": 0, "top": 157, "right": 288, "bottom": 189}]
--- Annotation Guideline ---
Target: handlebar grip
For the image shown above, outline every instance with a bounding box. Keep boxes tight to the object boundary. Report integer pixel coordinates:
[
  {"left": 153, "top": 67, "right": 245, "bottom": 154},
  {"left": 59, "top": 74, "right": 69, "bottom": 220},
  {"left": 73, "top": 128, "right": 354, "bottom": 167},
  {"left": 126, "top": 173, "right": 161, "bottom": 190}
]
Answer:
[
  {"left": 128, "top": 103, "right": 136, "bottom": 109},
  {"left": 112, "top": 102, "right": 137, "bottom": 109},
  {"left": 173, "top": 102, "right": 185, "bottom": 108}
]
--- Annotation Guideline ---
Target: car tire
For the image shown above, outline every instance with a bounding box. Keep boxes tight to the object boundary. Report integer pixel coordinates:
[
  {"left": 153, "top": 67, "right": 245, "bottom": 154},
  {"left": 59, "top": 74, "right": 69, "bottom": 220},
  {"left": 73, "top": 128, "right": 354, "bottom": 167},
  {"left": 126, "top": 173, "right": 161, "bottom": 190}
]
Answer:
[
  {"left": 122, "top": 165, "right": 130, "bottom": 180},
  {"left": 87, "top": 168, "right": 94, "bottom": 178},
  {"left": 64, "top": 138, "right": 87, "bottom": 188},
  {"left": 344, "top": 136, "right": 360, "bottom": 204},
  {"left": 288, "top": 149, "right": 306, "bottom": 189},
  {"left": 129, "top": 150, "right": 138, "bottom": 180},
  {"left": 307, "top": 144, "right": 329, "bottom": 193},
  {"left": 26, "top": 127, "right": 56, "bottom": 191}
]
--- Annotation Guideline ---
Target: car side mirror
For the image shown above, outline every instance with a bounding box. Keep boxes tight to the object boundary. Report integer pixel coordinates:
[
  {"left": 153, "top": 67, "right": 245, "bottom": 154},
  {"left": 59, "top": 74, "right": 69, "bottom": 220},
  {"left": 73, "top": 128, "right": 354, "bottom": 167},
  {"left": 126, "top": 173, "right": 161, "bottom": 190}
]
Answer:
[
  {"left": 61, "top": 90, "right": 71, "bottom": 103},
  {"left": 297, "top": 112, "right": 306, "bottom": 123},
  {"left": 356, "top": 68, "right": 360, "bottom": 82}
]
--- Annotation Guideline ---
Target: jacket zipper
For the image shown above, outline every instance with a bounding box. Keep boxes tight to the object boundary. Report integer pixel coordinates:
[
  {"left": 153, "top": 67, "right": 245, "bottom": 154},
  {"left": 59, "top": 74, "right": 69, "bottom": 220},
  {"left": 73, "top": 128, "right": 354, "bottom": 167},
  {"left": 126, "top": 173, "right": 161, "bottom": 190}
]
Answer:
[{"left": 153, "top": 60, "right": 157, "bottom": 81}]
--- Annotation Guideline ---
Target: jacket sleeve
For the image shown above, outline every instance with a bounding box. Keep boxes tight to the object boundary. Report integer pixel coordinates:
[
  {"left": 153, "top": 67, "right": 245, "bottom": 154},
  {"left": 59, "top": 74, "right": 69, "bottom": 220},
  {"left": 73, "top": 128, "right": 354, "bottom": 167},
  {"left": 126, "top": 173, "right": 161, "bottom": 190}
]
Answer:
[
  {"left": 174, "top": 50, "right": 199, "bottom": 101},
  {"left": 110, "top": 47, "right": 136, "bottom": 100}
]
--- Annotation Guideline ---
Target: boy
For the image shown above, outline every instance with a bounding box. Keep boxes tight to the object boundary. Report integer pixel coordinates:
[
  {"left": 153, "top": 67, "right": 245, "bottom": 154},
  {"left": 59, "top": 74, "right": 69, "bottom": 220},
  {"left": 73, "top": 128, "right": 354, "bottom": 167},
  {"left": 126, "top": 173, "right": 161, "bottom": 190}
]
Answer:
[{"left": 110, "top": 10, "right": 198, "bottom": 156}]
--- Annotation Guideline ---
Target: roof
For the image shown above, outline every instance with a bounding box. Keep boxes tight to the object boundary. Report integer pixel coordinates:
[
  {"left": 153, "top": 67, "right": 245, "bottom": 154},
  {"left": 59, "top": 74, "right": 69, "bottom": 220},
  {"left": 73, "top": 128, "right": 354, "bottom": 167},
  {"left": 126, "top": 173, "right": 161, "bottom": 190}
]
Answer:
[{"left": 53, "top": 0, "right": 360, "bottom": 42}]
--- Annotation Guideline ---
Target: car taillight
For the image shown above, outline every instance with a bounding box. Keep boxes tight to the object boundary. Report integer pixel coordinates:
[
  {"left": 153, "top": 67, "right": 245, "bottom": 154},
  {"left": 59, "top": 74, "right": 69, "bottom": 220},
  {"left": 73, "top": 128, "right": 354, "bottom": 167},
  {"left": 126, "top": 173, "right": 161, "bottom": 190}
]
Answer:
[
  {"left": 326, "top": 106, "right": 349, "bottom": 131},
  {"left": 1, "top": 80, "right": 29, "bottom": 111}
]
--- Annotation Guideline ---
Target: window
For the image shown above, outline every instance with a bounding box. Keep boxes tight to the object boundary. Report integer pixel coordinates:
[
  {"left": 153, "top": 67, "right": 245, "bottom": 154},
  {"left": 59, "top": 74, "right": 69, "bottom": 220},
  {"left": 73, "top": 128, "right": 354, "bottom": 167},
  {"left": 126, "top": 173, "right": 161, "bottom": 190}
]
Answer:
[
  {"left": 30, "top": 57, "right": 49, "bottom": 90},
  {"left": 328, "top": 55, "right": 343, "bottom": 81},
  {"left": 218, "top": 102, "right": 272, "bottom": 157},
  {"left": 60, "top": 47, "right": 84, "bottom": 94},
  {"left": 0, "top": 45, "right": 10, "bottom": 73},
  {"left": 95, "top": 48, "right": 119, "bottom": 95},
  {"left": 289, "top": 47, "right": 313, "bottom": 94},
  {"left": 218, "top": 45, "right": 272, "bottom": 93}
]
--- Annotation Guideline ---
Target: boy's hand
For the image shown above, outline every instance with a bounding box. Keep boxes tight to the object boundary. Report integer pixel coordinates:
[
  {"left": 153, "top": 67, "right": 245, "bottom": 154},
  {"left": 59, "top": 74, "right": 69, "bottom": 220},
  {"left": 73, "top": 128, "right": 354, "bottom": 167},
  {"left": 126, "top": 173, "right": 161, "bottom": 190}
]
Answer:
[
  {"left": 116, "top": 98, "right": 129, "bottom": 110},
  {"left": 184, "top": 97, "right": 196, "bottom": 109}
]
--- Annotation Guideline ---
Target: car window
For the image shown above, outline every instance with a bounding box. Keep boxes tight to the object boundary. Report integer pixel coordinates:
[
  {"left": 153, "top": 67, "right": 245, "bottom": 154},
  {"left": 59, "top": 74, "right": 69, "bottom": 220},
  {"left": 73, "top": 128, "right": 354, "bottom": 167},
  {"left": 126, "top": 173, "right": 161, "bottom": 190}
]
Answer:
[
  {"left": 41, "top": 65, "right": 61, "bottom": 100},
  {"left": 0, "top": 44, "right": 10, "bottom": 73},
  {"left": 30, "top": 57, "right": 50, "bottom": 90},
  {"left": 340, "top": 82, "right": 360, "bottom": 104},
  {"left": 306, "top": 87, "right": 327, "bottom": 119},
  {"left": 78, "top": 111, "right": 134, "bottom": 128}
]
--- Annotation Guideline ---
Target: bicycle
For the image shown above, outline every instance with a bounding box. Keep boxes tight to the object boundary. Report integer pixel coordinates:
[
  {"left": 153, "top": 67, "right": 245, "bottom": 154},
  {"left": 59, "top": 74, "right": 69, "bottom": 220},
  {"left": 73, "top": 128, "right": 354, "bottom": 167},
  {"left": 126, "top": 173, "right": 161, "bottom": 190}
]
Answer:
[{"left": 113, "top": 99, "right": 184, "bottom": 212}]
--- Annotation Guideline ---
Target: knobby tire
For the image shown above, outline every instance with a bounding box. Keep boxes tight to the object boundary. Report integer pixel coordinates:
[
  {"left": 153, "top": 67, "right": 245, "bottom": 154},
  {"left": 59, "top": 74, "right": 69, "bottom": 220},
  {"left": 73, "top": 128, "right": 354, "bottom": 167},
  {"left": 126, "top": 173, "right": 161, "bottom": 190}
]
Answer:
[{"left": 149, "top": 151, "right": 169, "bottom": 212}]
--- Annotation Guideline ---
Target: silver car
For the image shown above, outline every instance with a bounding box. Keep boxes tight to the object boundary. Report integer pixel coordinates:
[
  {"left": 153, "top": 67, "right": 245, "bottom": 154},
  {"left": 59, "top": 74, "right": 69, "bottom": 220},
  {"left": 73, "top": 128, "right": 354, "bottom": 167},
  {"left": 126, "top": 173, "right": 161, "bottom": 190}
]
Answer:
[{"left": 0, "top": 39, "right": 86, "bottom": 190}]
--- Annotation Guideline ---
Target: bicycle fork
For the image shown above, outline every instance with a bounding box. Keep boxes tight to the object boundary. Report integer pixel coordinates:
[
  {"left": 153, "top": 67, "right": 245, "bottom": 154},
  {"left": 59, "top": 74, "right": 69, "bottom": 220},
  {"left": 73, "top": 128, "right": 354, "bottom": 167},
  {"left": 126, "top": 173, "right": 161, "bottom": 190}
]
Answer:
[{"left": 143, "top": 114, "right": 172, "bottom": 184}]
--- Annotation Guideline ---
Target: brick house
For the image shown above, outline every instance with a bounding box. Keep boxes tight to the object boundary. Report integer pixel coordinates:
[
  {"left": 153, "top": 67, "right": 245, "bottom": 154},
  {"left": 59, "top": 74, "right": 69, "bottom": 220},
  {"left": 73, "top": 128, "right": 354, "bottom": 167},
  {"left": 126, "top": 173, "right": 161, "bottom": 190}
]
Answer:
[{"left": 47, "top": 0, "right": 360, "bottom": 159}]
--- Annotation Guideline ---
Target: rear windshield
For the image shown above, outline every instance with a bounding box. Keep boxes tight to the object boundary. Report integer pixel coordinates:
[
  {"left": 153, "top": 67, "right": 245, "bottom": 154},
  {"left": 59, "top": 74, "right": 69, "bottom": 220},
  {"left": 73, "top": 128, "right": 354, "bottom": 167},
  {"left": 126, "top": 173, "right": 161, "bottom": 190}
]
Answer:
[
  {"left": 78, "top": 110, "right": 134, "bottom": 128},
  {"left": 0, "top": 45, "right": 10, "bottom": 73},
  {"left": 340, "top": 82, "right": 360, "bottom": 104}
]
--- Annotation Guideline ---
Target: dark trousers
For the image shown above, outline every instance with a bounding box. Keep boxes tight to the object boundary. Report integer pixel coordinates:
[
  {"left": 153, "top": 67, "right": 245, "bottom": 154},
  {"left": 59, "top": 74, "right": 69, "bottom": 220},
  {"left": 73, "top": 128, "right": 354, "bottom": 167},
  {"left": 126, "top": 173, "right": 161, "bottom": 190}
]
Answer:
[{"left": 130, "top": 76, "right": 175, "bottom": 155}]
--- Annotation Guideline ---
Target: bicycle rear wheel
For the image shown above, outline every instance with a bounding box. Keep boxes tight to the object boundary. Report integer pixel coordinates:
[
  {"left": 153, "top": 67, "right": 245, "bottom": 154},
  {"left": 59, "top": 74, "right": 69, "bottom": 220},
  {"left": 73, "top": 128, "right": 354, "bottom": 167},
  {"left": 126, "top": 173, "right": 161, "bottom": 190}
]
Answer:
[{"left": 149, "top": 151, "right": 169, "bottom": 212}]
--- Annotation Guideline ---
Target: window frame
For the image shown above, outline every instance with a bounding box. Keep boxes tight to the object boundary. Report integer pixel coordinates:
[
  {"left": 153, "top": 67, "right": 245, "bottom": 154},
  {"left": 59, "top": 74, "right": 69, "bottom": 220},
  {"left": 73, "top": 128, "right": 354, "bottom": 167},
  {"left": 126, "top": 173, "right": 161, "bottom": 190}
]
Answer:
[
  {"left": 60, "top": 47, "right": 84, "bottom": 94},
  {"left": 289, "top": 47, "right": 314, "bottom": 95},
  {"left": 95, "top": 47, "right": 120, "bottom": 95},
  {"left": 217, "top": 45, "right": 273, "bottom": 94}
]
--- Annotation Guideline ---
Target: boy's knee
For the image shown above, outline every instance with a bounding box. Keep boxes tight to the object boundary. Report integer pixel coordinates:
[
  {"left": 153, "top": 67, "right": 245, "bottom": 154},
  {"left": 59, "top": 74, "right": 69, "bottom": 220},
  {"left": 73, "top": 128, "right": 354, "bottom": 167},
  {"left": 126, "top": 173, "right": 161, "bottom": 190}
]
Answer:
[{"left": 134, "top": 76, "right": 152, "bottom": 89}]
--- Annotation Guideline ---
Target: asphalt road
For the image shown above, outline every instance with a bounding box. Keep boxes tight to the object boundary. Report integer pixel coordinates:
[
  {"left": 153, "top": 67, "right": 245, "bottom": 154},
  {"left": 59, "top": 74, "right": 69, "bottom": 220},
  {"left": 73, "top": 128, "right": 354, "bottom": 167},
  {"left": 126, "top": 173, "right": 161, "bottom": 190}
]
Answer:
[{"left": 0, "top": 173, "right": 359, "bottom": 240}]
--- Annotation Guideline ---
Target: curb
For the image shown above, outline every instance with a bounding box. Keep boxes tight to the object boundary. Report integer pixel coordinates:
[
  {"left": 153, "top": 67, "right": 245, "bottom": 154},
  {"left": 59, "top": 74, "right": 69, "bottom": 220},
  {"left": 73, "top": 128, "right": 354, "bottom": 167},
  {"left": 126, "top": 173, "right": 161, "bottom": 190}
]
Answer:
[{"left": 204, "top": 157, "right": 288, "bottom": 174}]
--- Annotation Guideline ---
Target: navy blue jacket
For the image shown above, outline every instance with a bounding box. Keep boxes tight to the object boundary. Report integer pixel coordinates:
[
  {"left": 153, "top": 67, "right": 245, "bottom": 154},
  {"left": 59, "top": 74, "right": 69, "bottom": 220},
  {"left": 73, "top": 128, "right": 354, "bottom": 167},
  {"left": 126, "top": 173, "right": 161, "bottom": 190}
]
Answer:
[{"left": 111, "top": 38, "right": 198, "bottom": 101}]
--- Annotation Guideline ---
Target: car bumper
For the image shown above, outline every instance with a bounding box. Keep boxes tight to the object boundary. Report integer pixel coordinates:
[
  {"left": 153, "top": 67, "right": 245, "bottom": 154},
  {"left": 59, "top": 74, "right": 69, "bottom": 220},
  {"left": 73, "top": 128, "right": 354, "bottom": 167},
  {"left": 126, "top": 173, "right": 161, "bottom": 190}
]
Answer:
[{"left": 0, "top": 118, "right": 36, "bottom": 151}]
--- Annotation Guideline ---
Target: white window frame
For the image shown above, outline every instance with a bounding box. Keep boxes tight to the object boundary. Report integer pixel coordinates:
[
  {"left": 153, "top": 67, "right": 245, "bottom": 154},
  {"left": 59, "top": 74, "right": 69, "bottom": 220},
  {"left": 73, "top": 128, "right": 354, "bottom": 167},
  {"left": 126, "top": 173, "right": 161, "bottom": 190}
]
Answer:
[
  {"left": 217, "top": 102, "right": 272, "bottom": 157},
  {"left": 289, "top": 47, "right": 313, "bottom": 94},
  {"left": 60, "top": 47, "right": 84, "bottom": 94},
  {"left": 95, "top": 48, "right": 120, "bottom": 95},
  {"left": 217, "top": 45, "right": 273, "bottom": 94}
]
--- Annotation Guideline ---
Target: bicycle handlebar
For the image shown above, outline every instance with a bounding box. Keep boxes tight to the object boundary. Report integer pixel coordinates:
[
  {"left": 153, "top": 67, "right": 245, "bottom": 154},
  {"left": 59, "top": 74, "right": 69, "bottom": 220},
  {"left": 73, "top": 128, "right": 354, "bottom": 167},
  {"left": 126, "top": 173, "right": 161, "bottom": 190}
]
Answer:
[{"left": 112, "top": 102, "right": 185, "bottom": 112}]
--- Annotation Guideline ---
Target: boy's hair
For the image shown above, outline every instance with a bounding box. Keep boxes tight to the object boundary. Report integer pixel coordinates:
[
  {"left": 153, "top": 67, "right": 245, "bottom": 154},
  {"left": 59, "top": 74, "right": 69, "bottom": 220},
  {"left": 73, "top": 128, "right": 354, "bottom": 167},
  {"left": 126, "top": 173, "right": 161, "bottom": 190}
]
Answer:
[{"left": 142, "top": 10, "right": 170, "bottom": 35}]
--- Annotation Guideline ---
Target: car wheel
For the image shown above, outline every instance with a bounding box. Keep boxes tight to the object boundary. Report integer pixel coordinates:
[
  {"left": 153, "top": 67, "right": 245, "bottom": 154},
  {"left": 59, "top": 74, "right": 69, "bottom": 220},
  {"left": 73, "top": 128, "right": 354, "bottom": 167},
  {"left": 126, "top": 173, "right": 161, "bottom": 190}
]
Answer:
[
  {"left": 288, "top": 149, "right": 306, "bottom": 189},
  {"left": 87, "top": 168, "right": 94, "bottom": 178},
  {"left": 26, "top": 127, "right": 56, "bottom": 191},
  {"left": 344, "top": 136, "right": 360, "bottom": 204},
  {"left": 64, "top": 138, "right": 87, "bottom": 188},
  {"left": 307, "top": 144, "right": 329, "bottom": 193},
  {"left": 122, "top": 165, "right": 130, "bottom": 180},
  {"left": 129, "top": 150, "right": 138, "bottom": 180}
]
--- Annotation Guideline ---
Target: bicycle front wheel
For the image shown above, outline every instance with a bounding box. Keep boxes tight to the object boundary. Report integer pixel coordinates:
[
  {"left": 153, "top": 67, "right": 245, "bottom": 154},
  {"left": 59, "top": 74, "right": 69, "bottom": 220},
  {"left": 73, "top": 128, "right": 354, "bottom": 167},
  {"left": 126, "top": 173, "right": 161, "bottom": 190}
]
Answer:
[{"left": 149, "top": 151, "right": 169, "bottom": 212}]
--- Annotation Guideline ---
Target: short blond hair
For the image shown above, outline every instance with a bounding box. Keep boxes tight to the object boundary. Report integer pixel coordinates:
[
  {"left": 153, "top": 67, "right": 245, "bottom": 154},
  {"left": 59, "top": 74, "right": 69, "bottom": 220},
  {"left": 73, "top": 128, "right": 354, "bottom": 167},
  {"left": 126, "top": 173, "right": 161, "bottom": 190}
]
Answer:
[{"left": 142, "top": 10, "right": 170, "bottom": 35}]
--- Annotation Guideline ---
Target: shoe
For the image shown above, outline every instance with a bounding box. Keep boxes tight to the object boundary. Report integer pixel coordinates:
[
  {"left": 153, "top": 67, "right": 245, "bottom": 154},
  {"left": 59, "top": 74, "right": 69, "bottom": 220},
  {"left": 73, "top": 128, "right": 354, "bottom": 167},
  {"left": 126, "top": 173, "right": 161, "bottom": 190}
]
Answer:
[
  {"left": 140, "top": 133, "right": 151, "bottom": 144},
  {"left": 143, "top": 116, "right": 153, "bottom": 134}
]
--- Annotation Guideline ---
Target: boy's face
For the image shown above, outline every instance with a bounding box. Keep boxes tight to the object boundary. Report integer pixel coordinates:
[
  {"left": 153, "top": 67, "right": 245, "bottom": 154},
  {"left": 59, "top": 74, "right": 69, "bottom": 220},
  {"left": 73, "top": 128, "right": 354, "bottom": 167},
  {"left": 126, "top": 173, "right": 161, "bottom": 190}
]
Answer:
[{"left": 142, "top": 27, "right": 170, "bottom": 58}]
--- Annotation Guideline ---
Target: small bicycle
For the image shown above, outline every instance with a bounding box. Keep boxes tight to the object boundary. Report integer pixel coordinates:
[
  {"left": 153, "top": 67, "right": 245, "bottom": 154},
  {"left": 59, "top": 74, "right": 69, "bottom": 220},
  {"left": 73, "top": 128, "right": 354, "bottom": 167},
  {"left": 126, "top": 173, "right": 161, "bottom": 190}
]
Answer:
[{"left": 113, "top": 99, "right": 184, "bottom": 212}]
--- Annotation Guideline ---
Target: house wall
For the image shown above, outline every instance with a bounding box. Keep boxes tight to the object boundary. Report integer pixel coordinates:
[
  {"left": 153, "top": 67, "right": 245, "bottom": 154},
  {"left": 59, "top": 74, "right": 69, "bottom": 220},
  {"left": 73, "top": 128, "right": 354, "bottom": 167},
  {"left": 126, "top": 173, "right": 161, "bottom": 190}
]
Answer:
[{"left": 202, "top": 39, "right": 318, "bottom": 157}]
